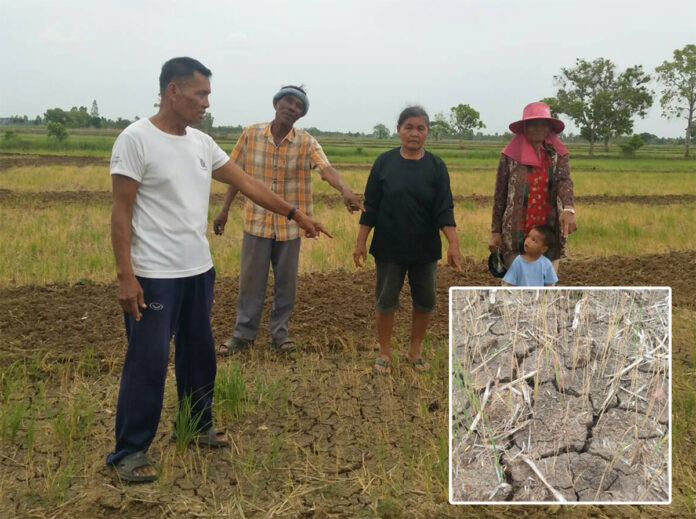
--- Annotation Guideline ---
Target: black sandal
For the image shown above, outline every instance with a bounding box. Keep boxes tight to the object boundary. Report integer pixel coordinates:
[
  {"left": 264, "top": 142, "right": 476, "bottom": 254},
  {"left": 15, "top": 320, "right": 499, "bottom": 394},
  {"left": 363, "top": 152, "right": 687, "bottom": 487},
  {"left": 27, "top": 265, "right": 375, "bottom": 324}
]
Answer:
[
  {"left": 217, "top": 337, "right": 253, "bottom": 355},
  {"left": 112, "top": 451, "right": 157, "bottom": 483}
]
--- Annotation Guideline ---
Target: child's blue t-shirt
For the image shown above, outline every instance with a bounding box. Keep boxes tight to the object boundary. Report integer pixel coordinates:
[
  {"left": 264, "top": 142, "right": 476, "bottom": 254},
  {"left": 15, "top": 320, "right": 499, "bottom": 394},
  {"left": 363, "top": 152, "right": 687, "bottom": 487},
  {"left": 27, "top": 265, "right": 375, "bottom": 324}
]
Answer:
[{"left": 503, "top": 255, "right": 558, "bottom": 286}]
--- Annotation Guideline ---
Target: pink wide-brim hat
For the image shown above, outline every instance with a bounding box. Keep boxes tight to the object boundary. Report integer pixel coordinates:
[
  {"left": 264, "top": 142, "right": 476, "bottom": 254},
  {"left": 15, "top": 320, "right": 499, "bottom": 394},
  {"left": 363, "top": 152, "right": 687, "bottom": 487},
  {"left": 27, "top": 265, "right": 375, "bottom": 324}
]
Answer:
[{"left": 509, "top": 101, "right": 565, "bottom": 135}]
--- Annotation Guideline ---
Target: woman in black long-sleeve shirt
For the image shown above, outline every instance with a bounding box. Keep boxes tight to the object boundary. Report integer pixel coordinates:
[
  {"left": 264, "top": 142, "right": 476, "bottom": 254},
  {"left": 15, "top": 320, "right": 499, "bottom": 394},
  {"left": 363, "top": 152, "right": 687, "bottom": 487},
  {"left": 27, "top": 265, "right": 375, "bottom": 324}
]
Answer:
[{"left": 353, "top": 106, "right": 462, "bottom": 376}]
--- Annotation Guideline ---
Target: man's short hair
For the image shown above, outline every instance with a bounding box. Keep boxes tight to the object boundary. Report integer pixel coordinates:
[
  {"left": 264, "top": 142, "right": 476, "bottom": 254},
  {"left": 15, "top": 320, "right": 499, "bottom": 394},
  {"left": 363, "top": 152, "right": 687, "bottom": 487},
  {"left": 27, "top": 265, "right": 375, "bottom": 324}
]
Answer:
[
  {"left": 398, "top": 106, "right": 430, "bottom": 128},
  {"left": 532, "top": 224, "right": 555, "bottom": 249},
  {"left": 159, "top": 57, "right": 212, "bottom": 95}
]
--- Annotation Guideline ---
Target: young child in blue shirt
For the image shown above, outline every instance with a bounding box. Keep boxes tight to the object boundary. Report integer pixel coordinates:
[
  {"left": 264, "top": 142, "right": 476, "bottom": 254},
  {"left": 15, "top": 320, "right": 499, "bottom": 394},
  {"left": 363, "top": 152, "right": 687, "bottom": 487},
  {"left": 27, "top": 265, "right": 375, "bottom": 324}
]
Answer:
[{"left": 503, "top": 224, "right": 558, "bottom": 286}]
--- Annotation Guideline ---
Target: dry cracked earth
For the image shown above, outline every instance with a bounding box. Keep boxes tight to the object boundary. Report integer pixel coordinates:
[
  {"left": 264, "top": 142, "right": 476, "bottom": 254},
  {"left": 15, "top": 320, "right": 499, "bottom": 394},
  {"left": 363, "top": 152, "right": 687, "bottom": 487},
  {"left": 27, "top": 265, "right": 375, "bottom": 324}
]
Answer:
[
  {"left": 451, "top": 289, "right": 670, "bottom": 503},
  {"left": 0, "top": 259, "right": 691, "bottom": 517}
]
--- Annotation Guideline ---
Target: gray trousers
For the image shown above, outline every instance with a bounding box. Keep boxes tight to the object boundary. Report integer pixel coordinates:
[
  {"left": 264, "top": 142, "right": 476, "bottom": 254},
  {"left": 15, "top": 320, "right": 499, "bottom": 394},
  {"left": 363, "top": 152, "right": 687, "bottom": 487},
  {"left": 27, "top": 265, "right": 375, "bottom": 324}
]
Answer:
[{"left": 233, "top": 232, "right": 301, "bottom": 343}]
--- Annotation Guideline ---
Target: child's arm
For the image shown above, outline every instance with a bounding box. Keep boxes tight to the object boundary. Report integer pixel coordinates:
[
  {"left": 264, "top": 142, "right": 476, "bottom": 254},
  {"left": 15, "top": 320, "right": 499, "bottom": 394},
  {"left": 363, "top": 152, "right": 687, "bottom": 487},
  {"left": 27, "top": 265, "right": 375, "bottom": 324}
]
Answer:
[
  {"left": 544, "top": 258, "right": 559, "bottom": 286},
  {"left": 502, "top": 258, "right": 519, "bottom": 285}
]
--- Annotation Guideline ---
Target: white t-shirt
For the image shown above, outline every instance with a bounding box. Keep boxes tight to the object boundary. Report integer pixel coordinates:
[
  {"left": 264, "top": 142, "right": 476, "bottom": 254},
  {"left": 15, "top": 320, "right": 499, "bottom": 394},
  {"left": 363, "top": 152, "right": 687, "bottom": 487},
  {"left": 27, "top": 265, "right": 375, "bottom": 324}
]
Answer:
[{"left": 110, "top": 118, "right": 230, "bottom": 278}]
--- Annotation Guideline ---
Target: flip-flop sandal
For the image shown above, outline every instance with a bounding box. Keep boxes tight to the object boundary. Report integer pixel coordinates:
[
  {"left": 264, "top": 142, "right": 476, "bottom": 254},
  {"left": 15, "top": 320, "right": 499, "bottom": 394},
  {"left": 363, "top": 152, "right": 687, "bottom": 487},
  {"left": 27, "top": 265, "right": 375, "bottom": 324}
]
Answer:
[
  {"left": 112, "top": 451, "right": 157, "bottom": 483},
  {"left": 171, "top": 427, "right": 230, "bottom": 448},
  {"left": 217, "top": 337, "right": 253, "bottom": 356},
  {"left": 409, "top": 358, "right": 430, "bottom": 373},
  {"left": 195, "top": 427, "right": 230, "bottom": 448},
  {"left": 270, "top": 339, "right": 297, "bottom": 353},
  {"left": 373, "top": 358, "right": 391, "bottom": 376}
]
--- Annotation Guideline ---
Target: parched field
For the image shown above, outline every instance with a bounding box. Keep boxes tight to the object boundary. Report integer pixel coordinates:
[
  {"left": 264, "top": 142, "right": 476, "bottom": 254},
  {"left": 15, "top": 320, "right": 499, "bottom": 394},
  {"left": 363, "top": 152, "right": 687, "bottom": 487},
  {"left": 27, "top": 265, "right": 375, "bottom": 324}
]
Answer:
[
  {"left": 451, "top": 289, "right": 670, "bottom": 503},
  {"left": 1, "top": 145, "right": 695, "bottom": 518}
]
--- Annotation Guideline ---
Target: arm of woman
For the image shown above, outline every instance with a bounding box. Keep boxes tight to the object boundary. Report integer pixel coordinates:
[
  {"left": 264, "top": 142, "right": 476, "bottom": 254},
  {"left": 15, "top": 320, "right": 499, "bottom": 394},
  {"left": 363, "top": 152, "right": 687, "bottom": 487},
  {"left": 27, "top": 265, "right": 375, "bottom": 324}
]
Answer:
[
  {"left": 353, "top": 224, "right": 372, "bottom": 267},
  {"left": 441, "top": 225, "right": 462, "bottom": 271},
  {"left": 556, "top": 154, "right": 577, "bottom": 236},
  {"left": 490, "top": 154, "right": 509, "bottom": 251},
  {"left": 354, "top": 158, "right": 382, "bottom": 267},
  {"left": 432, "top": 158, "right": 461, "bottom": 270}
]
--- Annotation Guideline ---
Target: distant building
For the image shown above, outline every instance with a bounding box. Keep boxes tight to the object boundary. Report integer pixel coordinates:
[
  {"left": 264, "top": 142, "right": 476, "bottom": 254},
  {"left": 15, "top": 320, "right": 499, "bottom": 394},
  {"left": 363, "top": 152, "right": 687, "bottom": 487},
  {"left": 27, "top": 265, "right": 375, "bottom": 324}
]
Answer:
[{"left": 0, "top": 118, "right": 12, "bottom": 125}]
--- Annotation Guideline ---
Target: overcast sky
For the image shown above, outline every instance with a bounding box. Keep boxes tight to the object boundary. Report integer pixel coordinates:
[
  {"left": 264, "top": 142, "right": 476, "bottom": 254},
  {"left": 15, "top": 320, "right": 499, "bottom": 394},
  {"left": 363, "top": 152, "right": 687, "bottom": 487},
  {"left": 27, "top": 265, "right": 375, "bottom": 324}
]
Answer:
[{"left": 1, "top": 0, "right": 693, "bottom": 137}]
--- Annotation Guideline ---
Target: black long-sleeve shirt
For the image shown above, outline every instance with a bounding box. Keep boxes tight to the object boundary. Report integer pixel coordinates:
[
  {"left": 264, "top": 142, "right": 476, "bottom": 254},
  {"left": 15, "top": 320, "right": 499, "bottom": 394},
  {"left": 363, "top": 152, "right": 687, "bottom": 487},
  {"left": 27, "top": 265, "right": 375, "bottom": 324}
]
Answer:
[{"left": 359, "top": 148, "right": 456, "bottom": 264}]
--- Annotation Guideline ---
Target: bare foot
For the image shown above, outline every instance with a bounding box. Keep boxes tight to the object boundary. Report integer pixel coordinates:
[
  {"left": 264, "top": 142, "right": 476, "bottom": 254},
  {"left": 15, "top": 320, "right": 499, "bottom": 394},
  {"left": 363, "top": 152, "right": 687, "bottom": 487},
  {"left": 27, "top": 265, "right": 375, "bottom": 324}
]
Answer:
[{"left": 132, "top": 464, "right": 156, "bottom": 477}]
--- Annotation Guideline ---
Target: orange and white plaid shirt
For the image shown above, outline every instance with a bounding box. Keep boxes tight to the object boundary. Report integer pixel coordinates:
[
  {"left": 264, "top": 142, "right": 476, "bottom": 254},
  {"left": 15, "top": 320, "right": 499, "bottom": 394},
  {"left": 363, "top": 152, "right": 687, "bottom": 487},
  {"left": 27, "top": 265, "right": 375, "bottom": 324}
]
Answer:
[{"left": 231, "top": 122, "right": 330, "bottom": 241}]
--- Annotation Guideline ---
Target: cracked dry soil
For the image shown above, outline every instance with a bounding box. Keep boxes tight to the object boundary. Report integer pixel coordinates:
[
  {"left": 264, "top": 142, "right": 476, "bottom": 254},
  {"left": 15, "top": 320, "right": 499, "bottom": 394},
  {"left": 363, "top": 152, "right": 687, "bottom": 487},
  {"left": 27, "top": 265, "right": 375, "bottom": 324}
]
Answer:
[
  {"left": 0, "top": 258, "right": 688, "bottom": 517},
  {"left": 451, "top": 289, "right": 670, "bottom": 503}
]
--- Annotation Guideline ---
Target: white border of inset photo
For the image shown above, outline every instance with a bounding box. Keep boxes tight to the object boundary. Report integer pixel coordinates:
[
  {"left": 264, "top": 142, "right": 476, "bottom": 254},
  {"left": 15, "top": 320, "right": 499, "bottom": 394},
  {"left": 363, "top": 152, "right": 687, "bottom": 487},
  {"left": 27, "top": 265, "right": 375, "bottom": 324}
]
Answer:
[{"left": 448, "top": 286, "right": 672, "bottom": 505}]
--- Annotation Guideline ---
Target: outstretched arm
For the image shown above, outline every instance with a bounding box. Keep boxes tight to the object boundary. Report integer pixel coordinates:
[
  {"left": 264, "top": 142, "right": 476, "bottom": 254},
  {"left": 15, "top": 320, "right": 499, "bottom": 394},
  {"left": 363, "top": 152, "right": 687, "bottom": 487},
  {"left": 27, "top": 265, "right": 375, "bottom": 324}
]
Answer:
[
  {"left": 213, "top": 160, "right": 332, "bottom": 238},
  {"left": 319, "top": 165, "right": 364, "bottom": 213}
]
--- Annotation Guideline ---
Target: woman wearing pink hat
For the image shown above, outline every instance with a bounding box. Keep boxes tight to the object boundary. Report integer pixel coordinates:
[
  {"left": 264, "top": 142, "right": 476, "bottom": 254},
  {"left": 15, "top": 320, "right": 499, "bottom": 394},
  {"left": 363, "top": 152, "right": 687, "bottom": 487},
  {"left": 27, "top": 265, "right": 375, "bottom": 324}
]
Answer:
[{"left": 489, "top": 101, "right": 577, "bottom": 271}]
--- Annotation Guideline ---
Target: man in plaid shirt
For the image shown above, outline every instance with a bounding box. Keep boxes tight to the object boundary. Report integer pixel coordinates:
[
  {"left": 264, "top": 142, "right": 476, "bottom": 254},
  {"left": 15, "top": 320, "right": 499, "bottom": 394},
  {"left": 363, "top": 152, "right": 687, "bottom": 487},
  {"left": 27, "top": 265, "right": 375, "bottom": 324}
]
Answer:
[{"left": 214, "top": 85, "right": 363, "bottom": 352}]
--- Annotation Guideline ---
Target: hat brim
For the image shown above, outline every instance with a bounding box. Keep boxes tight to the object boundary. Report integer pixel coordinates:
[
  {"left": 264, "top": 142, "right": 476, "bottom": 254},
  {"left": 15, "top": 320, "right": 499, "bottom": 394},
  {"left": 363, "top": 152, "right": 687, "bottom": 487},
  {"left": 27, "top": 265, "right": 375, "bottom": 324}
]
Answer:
[{"left": 509, "top": 117, "right": 565, "bottom": 135}]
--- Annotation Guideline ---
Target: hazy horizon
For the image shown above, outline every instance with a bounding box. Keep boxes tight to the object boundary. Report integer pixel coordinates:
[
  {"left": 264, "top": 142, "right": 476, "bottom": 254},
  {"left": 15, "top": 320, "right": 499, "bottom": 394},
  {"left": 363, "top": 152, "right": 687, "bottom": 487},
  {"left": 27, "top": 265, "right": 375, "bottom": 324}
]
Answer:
[{"left": 2, "top": 1, "right": 694, "bottom": 138}]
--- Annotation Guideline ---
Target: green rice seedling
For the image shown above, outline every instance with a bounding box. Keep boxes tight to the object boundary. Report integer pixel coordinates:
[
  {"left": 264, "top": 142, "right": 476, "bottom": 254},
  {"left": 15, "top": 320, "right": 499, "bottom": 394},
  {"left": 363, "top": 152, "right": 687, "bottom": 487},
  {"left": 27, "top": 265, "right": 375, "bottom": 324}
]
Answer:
[
  {"left": 252, "top": 373, "right": 287, "bottom": 409},
  {"left": 72, "top": 387, "right": 96, "bottom": 441},
  {"left": 51, "top": 382, "right": 96, "bottom": 451},
  {"left": 0, "top": 400, "right": 28, "bottom": 442},
  {"left": 24, "top": 410, "right": 36, "bottom": 456},
  {"left": 76, "top": 345, "right": 99, "bottom": 378},
  {"left": 52, "top": 403, "right": 72, "bottom": 449},
  {"left": 173, "top": 392, "right": 204, "bottom": 454},
  {"left": 685, "top": 486, "right": 696, "bottom": 514},
  {"left": 435, "top": 429, "right": 448, "bottom": 487},
  {"left": 375, "top": 495, "right": 402, "bottom": 519},
  {"left": 214, "top": 361, "right": 248, "bottom": 420},
  {"left": 43, "top": 458, "right": 75, "bottom": 503}
]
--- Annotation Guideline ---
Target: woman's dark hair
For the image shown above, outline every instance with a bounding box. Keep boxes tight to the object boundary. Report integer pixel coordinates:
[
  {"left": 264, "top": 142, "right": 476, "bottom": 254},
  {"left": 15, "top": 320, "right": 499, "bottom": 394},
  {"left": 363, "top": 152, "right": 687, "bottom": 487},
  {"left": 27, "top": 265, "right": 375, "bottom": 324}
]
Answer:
[
  {"left": 397, "top": 106, "right": 429, "bottom": 128},
  {"left": 159, "top": 57, "right": 212, "bottom": 95},
  {"left": 532, "top": 224, "right": 555, "bottom": 249}
]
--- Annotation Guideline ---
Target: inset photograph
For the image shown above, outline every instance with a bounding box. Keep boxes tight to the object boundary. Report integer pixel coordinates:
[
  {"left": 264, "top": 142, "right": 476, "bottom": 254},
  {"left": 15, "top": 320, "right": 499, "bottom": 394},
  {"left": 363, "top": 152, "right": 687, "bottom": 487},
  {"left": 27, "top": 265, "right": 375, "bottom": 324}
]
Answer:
[{"left": 450, "top": 288, "right": 670, "bottom": 504}]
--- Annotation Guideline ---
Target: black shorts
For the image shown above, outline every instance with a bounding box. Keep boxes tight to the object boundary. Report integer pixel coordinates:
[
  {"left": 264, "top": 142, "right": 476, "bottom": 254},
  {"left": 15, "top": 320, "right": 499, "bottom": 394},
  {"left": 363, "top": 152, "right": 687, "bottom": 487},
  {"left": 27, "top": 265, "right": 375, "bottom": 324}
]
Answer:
[{"left": 374, "top": 260, "right": 437, "bottom": 313}]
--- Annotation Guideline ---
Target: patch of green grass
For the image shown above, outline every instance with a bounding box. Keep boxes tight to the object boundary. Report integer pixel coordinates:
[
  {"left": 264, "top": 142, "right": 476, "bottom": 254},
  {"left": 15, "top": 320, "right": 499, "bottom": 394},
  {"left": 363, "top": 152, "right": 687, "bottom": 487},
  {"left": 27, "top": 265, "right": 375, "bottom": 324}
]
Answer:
[
  {"left": 76, "top": 345, "right": 99, "bottom": 377},
  {"left": 43, "top": 458, "right": 75, "bottom": 503},
  {"left": 0, "top": 400, "right": 28, "bottom": 442},
  {"left": 52, "top": 388, "right": 95, "bottom": 451},
  {"left": 375, "top": 495, "right": 403, "bottom": 519},
  {"left": 214, "top": 361, "right": 248, "bottom": 419},
  {"left": 173, "top": 392, "right": 204, "bottom": 453}
]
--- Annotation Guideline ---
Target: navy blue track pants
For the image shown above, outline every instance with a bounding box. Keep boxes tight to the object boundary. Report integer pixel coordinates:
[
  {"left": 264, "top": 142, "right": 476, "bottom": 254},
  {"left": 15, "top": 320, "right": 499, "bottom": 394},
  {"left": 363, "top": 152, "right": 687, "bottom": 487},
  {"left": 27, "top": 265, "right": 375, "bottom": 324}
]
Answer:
[{"left": 106, "top": 268, "right": 216, "bottom": 465}]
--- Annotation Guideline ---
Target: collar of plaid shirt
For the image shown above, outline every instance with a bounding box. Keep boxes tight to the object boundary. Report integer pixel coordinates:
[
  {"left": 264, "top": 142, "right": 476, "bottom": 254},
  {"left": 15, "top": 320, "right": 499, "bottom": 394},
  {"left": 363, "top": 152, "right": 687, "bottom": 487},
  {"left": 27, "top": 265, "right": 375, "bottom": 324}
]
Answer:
[{"left": 264, "top": 122, "right": 296, "bottom": 145}]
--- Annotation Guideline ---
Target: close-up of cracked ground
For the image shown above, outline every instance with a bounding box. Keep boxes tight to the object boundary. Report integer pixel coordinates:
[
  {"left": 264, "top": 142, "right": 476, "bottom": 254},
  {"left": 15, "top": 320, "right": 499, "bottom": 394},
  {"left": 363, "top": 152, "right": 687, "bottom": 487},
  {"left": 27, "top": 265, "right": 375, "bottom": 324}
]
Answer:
[{"left": 450, "top": 288, "right": 670, "bottom": 503}]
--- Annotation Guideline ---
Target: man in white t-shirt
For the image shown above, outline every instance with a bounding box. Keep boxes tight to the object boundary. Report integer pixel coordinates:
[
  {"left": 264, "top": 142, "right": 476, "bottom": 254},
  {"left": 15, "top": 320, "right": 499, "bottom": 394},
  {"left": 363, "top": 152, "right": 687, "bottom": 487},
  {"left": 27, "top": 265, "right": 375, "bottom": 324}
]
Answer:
[{"left": 107, "top": 57, "right": 330, "bottom": 482}]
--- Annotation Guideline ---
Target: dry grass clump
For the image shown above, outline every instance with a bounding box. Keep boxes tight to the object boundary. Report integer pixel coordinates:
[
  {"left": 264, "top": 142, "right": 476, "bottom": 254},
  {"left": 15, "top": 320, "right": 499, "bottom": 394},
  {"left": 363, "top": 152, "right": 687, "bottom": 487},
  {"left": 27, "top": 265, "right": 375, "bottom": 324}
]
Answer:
[{"left": 451, "top": 288, "right": 670, "bottom": 503}]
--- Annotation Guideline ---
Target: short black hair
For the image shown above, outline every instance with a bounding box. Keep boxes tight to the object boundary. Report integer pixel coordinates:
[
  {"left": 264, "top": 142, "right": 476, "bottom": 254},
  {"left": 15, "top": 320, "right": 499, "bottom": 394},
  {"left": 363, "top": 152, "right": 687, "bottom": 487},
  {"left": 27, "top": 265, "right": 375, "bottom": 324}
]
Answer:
[
  {"left": 532, "top": 224, "right": 555, "bottom": 249},
  {"left": 398, "top": 106, "right": 429, "bottom": 127},
  {"left": 159, "top": 57, "right": 212, "bottom": 95}
]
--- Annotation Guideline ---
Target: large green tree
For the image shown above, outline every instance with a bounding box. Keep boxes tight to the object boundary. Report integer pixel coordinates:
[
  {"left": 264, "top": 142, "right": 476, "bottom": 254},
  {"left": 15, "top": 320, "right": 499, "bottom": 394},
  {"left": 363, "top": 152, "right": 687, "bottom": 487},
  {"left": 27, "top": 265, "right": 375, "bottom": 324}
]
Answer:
[
  {"left": 429, "top": 112, "right": 453, "bottom": 141},
  {"left": 449, "top": 104, "right": 485, "bottom": 145},
  {"left": 549, "top": 58, "right": 652, "bottom": 156},
  {"left": 372, "top": 123, "right": 390, "bottom": 139},
  {"left": 656, "top": 44, "right": 696, "bottom": 157},
  {"left": 47, "top": 122, "right": 68, "bottom": 142}
]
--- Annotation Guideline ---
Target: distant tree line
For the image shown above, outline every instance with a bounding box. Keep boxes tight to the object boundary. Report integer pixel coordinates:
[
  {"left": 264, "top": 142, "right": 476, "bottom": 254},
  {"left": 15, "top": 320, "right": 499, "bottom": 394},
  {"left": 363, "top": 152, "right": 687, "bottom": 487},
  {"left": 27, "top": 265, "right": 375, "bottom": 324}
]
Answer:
[
  {"left": 40, "top": 101, "right": 139, "bottom": 130},
  {"left": 384, "top": 44, "right": 696, "bottom": 157},
  {"left": 3, "top": 45, "right": 694, "bottom": 156}
]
